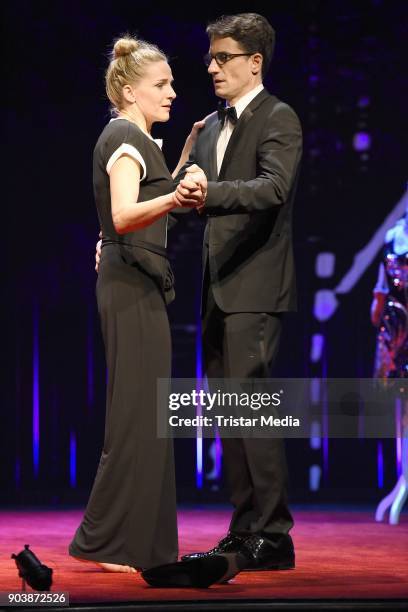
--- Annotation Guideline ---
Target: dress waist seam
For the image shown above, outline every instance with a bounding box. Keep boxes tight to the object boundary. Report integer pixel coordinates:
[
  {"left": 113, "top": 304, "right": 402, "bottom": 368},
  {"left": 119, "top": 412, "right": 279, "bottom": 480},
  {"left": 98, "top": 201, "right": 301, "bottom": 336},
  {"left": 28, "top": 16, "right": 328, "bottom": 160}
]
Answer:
[{"left": 102, "top": 238, "right": 167, "bottom": 258}]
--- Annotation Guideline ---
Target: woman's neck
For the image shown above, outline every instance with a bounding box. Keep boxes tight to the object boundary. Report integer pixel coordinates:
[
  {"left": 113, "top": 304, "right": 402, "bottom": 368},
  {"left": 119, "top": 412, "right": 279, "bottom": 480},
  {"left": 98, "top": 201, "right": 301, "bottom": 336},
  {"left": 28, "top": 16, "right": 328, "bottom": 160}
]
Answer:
[{"left": 118, "top": 107, "right": 150, "bottom": 135}]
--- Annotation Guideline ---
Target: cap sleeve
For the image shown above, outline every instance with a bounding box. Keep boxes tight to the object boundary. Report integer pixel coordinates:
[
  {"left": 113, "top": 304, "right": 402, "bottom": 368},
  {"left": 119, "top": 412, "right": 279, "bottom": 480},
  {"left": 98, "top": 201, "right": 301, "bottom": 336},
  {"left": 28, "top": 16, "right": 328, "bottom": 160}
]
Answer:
[{"left": 104, "top": 121, "right": 147, "bottom": 181}]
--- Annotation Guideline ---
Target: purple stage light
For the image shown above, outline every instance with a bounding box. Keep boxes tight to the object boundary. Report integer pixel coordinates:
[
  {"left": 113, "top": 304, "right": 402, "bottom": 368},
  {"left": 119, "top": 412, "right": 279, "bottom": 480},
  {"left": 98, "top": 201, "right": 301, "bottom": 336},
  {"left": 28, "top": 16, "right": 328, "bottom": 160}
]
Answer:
[
  {"left": 314, "top": 290, "right": 339, "bottom": 322},
  {"left": 15, "top": 459, "right": 21, "bottom": 488},
  {"left": 196, "top": 437, "right": 203, "bottom": 489},
  {"left": 214, "top": 434, "right": 222, "bottom": 479},
  {"left": 32, "top": 305, "right": 40, "bottom": 477},
  {"left": 309, "top": 464, "right": 321, "bottom": 490},
  {"left": 315, "top": 253, "right": 336, "bottom": 278},
  {"left": 377, "top": 441, "right": 384, "bottom": 488},
  {"left": 322, "top": 415, "right": 329, "bottom": 480},
  {"left": 395, "top": 398, "right": 402, "bottom": 477},
  {"left": 310, "top": 420, "right": 321, "bottom": 450},
  {"left": 310, "top": 334, "right": 324, "bottom": 363},
  {"left": 196, "top": 317, "right": 203, "bottom": 489},
  {"left": 357, "top": 95, "right": 370, "bottom": 108},
  {"left": 353, "top": 132, "right": 371, "bottom": 152},
  {"left": 70, "top": 431, "right": 77, "bottom": 488}
]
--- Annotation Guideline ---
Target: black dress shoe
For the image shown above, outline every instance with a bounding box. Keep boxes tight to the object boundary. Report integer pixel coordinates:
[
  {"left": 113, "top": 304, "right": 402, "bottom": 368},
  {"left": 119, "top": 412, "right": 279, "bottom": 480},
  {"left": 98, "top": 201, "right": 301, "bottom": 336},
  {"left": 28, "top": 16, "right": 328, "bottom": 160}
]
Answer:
[
  {"left": 180, "top": 533, "right": 245, "bottom": 562},
  {"left": 141, "top": 552, "right": 247, "bottom": 588},
  {"left": 238, "top": 534, "right": 295, "bottom": 571}
]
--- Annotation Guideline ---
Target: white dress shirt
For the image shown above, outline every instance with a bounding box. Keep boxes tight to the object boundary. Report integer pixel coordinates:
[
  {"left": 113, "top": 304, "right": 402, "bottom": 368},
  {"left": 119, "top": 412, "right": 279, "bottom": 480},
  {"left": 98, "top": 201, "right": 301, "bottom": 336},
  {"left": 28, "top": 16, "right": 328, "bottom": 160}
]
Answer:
[{"left": 216, "top": 83, "right": 264, "bottom": 175}]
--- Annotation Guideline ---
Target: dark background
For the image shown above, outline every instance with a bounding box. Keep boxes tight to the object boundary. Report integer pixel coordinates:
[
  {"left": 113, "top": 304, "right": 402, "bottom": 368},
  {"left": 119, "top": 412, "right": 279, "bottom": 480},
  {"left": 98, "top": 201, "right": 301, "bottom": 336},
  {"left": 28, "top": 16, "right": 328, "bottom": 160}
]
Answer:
[{"left": 1, "top": 0, "right": 407, "bottom": 506}]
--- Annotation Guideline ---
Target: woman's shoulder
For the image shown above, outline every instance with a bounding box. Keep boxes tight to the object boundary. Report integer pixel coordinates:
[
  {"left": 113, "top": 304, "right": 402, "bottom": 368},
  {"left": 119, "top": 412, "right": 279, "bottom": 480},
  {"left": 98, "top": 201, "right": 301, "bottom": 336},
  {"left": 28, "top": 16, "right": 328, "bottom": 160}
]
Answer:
[
  {"left": 96, "top": 119, "right": 149, "bottom": 157},
  {"left": 95, "top": 119, "right": 129, "bottom": 148},
  {"left": 104, "top": 118, "right": 136, "bottom": 141}
]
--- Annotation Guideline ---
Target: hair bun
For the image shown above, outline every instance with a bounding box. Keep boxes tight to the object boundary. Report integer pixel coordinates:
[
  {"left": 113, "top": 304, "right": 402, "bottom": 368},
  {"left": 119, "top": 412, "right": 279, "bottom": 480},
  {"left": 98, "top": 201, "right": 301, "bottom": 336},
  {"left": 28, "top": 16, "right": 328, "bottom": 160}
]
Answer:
[{"left": 113, "top": 37, "right": 139, "bottom": 59}]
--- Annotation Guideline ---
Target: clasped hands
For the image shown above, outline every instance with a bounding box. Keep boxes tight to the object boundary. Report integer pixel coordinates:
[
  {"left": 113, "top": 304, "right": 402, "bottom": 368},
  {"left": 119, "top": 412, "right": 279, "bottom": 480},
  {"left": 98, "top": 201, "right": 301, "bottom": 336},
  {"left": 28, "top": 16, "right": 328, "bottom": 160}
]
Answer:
[{"left": 173, "top": 164, "right": 207, "bottom": 210}]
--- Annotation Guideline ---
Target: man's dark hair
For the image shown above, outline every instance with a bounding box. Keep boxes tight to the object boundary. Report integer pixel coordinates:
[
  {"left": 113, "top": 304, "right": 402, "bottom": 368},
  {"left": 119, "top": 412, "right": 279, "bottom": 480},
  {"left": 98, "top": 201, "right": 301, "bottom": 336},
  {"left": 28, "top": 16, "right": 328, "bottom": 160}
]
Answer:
[{"left": 206, "top": 13, "right": 275, "bottom": 78}]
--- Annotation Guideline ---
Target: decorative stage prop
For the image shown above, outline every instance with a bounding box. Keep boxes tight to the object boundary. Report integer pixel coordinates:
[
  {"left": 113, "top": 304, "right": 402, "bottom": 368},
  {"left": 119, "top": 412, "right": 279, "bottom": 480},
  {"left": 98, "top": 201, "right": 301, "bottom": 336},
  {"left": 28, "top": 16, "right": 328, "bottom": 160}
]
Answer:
[{"left": 375, "top": 398, "right": 408, "bottom": 525}]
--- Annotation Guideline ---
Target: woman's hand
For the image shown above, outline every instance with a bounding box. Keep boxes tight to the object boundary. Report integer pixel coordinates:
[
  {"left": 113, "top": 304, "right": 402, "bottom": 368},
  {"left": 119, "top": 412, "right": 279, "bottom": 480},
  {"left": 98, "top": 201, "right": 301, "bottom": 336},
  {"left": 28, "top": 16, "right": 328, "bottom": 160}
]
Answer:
[
  {"left": 172, "top": 116, "right": 210, "bottom": 179},
  {"left": 184, "top": 164, "right": 207, "bottom": 199},
  {"left": 95, "top": 231, "right": 102, "bottom": 273},
  {"left": 184, "top": 119, "right": 206, "bottom": 150},
  {"left": 174, "top": 164, "right": 207, "bottom": 209},
  {"left": 173, "top": 181, "right": 204, "bottom": 208}
]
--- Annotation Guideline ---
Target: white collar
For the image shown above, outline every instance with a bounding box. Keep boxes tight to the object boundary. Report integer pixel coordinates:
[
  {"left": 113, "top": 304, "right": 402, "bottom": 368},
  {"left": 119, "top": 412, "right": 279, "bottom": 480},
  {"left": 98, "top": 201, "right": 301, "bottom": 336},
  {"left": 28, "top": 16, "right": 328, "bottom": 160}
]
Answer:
[
  {"left": 228, "top": 84, "right": 264, "bottom": 118},
  {"left": 109, "top": 117, "right": 163, "bottom": 149}
]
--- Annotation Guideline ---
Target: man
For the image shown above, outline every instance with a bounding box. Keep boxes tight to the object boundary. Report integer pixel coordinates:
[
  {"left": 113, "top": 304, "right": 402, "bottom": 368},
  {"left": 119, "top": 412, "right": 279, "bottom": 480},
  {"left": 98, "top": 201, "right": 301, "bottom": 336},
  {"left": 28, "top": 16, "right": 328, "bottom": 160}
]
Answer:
[{"left": 176, "top": 13, "right": 302, "bottom": 571}]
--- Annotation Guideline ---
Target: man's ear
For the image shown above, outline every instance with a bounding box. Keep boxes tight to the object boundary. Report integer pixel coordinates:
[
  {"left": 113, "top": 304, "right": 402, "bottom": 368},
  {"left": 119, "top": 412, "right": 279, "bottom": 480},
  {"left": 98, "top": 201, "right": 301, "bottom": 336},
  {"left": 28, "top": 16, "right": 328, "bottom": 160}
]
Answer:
[{"left": 251, "top": 53, "right": 263, "bottom": 75}]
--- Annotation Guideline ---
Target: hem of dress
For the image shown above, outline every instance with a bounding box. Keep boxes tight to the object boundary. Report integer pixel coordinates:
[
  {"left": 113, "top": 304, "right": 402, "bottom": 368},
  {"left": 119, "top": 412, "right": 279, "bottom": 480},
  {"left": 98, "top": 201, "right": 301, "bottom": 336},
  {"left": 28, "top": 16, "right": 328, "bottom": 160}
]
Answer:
[
  {"left": 69, "top": 544, "right": 177, "bottom": 569},
  {"left": 69, "top": 545, "right": 143, "bottom": 568}
]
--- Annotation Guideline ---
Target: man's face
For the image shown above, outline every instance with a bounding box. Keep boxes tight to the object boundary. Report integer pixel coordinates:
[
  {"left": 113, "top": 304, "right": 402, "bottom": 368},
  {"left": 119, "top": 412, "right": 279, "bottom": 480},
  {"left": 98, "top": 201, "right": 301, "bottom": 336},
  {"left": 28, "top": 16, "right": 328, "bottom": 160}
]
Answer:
[{"left": 207, "top": 36, "right": 256, "bottom": 104}]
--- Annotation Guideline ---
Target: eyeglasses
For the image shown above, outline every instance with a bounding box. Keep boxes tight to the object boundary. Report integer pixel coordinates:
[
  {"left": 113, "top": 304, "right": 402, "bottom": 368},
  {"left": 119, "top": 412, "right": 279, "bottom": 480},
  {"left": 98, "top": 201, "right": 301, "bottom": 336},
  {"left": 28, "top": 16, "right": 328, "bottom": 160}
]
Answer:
[{"left": 203, "top": 52, "right": 253, "bottom": 67}]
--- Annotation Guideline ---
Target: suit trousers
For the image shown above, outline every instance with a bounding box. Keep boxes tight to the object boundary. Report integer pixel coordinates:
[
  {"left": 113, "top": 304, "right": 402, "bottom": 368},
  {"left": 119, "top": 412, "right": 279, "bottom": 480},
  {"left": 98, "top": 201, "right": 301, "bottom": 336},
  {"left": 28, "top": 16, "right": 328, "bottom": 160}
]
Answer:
[{"left": 202, "top": 274, "right": 294, "bottom": 537}]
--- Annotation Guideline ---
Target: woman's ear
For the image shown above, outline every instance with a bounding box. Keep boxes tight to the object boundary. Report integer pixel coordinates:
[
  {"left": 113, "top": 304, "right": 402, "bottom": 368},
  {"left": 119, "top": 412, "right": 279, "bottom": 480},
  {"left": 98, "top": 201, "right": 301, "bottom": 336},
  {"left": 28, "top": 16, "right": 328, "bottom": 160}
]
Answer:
[{"left": 122, "top": 84, "right": 136, "bottom": 104}]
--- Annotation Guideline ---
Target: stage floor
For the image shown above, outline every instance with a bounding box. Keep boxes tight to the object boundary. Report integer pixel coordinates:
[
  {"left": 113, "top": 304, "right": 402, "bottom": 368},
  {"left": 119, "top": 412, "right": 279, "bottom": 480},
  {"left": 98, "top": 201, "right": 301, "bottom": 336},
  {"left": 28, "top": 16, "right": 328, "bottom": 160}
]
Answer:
[{"left": 0, "top": 505, "right": 407, "bottom": 608}]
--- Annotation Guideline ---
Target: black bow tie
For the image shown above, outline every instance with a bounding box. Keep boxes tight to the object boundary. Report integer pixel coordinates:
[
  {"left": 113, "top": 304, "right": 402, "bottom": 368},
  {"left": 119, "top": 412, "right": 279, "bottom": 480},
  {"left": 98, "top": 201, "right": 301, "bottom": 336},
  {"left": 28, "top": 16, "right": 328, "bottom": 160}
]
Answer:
[{"left": 217, "top": 103, "right": 238, "bottom": 126}]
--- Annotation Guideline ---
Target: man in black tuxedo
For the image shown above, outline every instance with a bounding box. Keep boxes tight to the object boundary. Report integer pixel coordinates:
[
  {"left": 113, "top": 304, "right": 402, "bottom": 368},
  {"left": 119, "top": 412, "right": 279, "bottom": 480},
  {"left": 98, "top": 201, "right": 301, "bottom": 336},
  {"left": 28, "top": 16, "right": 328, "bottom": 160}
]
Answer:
[{"left": 176, "top": 13, "right": 302, "bottom": 571}]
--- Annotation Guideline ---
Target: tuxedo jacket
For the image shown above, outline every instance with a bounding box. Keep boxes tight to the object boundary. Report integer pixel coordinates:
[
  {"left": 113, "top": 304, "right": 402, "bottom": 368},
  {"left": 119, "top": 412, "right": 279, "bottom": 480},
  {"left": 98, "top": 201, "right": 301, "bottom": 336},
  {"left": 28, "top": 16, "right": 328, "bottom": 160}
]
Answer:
[{"left": 176, "top": 88, "right": 302, "bottom": 313}]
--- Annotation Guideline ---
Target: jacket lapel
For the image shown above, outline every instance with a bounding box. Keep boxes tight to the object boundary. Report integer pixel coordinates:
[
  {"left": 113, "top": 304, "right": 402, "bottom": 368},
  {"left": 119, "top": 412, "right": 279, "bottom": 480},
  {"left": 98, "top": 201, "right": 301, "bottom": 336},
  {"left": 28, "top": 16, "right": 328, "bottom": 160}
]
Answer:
[
  {"left": 218, "top": 89, "right": 270, "bottom": 180},
  {"left": 205, "top": 119, "right": 222, "bottom": 181}
]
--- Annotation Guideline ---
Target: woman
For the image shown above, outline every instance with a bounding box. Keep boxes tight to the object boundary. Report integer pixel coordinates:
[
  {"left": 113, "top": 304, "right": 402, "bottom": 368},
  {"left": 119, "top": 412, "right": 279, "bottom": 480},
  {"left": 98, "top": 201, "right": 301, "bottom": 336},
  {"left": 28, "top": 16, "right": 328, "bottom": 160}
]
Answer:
[{"left": 69, "top": 35, "right": 205, "bottom": 573}]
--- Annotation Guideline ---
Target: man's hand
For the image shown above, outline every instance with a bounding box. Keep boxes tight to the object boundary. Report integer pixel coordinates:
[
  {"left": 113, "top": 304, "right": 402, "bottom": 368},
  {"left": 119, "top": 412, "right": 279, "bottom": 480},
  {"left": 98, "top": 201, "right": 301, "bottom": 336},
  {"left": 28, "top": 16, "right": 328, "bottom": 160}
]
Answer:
[{"left": 95, "top": 231, "right": 102, "bottom": 273}]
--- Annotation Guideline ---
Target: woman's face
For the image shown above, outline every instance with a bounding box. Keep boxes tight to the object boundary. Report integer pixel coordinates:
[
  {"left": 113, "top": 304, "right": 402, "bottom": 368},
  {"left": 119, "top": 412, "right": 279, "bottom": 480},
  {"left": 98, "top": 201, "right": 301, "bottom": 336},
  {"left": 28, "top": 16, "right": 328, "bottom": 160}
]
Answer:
[{"left": 131, "top": 60, "right": 176, "bottom": 126}]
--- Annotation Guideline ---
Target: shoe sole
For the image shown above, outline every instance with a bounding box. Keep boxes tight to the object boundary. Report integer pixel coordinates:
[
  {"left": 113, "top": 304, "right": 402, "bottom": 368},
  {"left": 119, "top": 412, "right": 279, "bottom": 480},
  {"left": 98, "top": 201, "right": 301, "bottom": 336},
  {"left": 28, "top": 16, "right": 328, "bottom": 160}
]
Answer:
[
  {"left": 181, "top": 556, "right": 295, "bottom": 571},
  {"left": 141, "top": 554, "right": 243, "bottom": 588},
  {"left": 242, "top": 560, "right": 295, "bottom": 571}
]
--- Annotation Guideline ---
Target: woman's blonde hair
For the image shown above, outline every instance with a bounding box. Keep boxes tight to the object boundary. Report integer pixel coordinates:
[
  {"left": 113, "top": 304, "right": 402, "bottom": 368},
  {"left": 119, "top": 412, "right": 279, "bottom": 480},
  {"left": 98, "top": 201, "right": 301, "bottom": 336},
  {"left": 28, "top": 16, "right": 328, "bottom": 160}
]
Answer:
[{"left": 106, "top": 35, "right": 167, "bottom": 113}]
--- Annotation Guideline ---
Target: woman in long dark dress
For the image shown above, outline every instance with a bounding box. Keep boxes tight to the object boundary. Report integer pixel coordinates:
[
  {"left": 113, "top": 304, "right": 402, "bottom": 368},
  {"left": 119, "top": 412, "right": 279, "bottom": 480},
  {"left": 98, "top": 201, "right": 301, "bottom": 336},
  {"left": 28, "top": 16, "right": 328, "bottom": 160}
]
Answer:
[{"left": 69, "top": 36, "right": 205, "bottom": 572}]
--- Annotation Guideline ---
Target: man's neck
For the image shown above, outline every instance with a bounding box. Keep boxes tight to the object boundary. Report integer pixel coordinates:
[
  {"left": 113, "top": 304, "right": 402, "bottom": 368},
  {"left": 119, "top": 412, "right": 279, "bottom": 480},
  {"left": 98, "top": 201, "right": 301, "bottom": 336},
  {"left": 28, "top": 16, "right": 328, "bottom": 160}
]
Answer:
[{"left": 227, "top": 80, "right": 263, "bottom": 107}]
